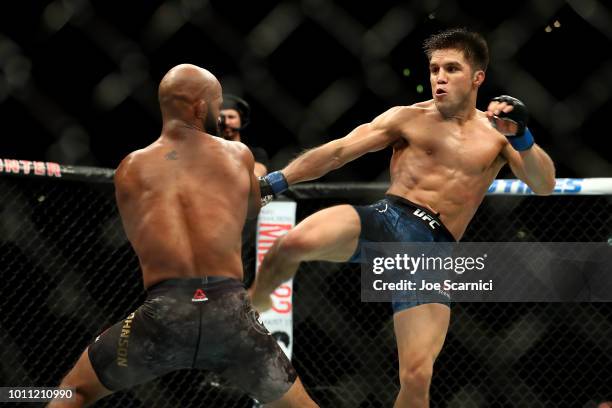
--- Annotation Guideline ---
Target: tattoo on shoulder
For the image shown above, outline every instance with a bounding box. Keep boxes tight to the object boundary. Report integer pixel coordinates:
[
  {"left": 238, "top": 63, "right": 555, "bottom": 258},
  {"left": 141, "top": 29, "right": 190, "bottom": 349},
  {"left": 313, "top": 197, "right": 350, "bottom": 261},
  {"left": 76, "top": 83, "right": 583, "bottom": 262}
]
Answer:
[{"left": 165, "top": 150, "right": 178, "bottom": 160}]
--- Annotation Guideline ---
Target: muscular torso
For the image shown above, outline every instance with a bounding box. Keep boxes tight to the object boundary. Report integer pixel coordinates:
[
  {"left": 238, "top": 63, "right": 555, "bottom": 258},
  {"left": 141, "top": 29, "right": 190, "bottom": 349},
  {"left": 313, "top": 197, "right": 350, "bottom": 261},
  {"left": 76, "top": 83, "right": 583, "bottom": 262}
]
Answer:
[
  {"left": 115, "top": 133, "right": 253, "bottom": 289},
  {"left": 387, "top": 100, "right": 508, "bottom": 240}
]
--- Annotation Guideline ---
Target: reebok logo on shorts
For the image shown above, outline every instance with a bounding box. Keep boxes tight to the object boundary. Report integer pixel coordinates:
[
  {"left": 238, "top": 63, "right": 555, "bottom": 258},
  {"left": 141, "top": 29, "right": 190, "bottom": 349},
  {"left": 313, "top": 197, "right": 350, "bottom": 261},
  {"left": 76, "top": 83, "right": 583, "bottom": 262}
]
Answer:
[{"left": 192, "top": 289, "right": 208, "bottom": 302}]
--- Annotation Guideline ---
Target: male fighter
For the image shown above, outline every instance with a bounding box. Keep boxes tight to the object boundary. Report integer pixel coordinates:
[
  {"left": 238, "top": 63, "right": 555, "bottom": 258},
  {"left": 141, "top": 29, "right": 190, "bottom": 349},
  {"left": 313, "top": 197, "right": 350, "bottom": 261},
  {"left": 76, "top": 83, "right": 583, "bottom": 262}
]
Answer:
[
  {"left": 49, "top": 64, "right": 318, "bottom": 408},
  {"left": 251, "top": 28, "right": 555, "bottom": 407},
  {"left": 220, "top": 94, "right": 270, "bottom": 289}
]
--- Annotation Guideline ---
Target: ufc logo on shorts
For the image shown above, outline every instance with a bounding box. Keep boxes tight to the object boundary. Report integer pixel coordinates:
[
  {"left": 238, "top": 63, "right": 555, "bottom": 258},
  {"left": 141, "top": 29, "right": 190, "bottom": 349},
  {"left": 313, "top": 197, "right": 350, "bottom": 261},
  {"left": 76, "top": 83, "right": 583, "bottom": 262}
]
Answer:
[{"left": 413, "top": 209, "right": 440, "bottom": 230}]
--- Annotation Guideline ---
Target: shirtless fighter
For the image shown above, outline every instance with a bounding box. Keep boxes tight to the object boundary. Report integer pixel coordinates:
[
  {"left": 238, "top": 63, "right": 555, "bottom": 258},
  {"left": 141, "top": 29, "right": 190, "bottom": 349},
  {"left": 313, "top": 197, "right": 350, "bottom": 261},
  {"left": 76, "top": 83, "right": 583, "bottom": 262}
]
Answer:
[
  {"left": 48, "top": 64, "right": 318, "bottom": 408},
  {"left": 251, "top": 28, "right": 555, "bottom": 407}
]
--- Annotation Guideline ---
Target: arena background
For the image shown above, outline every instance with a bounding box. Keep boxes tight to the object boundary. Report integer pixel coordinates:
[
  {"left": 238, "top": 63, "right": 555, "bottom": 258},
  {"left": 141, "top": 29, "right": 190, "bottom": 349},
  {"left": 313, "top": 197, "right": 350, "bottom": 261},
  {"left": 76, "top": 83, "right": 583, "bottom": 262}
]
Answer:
[
  {"left": 0, "top": 0, "right": 611, "bottom": 175},
  {"left": 1, "top": 1, "right": 611, "bottom": 407}
]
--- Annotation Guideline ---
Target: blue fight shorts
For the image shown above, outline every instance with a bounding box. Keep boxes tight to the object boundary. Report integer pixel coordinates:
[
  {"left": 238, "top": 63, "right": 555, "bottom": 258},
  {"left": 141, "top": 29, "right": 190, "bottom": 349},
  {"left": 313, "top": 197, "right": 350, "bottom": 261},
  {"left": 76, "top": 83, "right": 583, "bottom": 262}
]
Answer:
[{"left": 349, "top": 194, "right": 456, "bottom": 313}]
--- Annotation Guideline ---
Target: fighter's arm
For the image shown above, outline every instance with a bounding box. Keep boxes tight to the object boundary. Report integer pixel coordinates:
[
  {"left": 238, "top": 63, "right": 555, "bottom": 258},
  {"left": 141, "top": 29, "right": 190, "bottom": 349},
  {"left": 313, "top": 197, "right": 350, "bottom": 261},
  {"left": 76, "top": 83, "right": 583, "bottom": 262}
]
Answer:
[
  {"left": 239, "top": 146, "right": 262, "bottom": 219},
  {"left": 501, "top": 142, "right": 555, "bottom": 194},
  {"left": 488, "top": 96, "right": 556, "bottom": 195},
  {"left": 248, "top": 146, "right": 269, "bottom": 177},
  {"left": 257, "top": 107, "right": 404, "bottom": 205},
  {"left": 253, "top": 162, "right": 267, "bottom": 178},
  {"left": 281, "top": 107, "right": 403, "bottom": 184},
  {"left": 113, "top": 153, "right": 140, "bottom": 241},
  {"left": 257, "top": 107, "right": 407, "bottom": 205}
]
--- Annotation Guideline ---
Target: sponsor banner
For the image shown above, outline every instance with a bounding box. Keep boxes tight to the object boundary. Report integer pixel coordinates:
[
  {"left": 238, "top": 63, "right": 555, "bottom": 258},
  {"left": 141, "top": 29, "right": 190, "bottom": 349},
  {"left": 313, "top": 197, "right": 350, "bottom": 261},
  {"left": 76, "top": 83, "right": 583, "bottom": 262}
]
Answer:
[
  {"left": 361, "top": 242, "right": 611, "bottom": 302},
  {"left": 255, "top": 201, "right": 297, "bottom": 359},
  {"left": 0, "top": 159, "right": 61, "bottom": 177},
  {"left": 487, "top": 178, "right": 612, "bottom": 195},
  {"left": 0, "top": 158, "right": 114, "bottom": 183}
]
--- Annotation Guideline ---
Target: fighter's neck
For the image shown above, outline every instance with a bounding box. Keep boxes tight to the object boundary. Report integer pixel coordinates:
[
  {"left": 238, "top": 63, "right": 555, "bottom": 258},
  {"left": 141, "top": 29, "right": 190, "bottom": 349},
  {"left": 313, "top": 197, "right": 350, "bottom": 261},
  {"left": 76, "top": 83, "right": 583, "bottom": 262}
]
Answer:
[
  {"left": 161, "top": 120, "right": 210, "bottom": 141},
  {"left": 162, "top": 119, "right": 205, "bottom": 133},
  {"left": 225, "top": 134, "right": 241, "bottom": 142},
  {"left": 438, "top": 104, "right": 478, "bottom": 125}
]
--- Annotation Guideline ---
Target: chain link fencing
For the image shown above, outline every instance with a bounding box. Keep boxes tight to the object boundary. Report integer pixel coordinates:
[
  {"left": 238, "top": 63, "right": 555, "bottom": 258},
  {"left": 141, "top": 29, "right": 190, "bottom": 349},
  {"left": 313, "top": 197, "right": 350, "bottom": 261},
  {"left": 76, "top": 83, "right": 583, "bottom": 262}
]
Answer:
[{"left": 1, "top": 168, "right": 611, "bottom": 407}]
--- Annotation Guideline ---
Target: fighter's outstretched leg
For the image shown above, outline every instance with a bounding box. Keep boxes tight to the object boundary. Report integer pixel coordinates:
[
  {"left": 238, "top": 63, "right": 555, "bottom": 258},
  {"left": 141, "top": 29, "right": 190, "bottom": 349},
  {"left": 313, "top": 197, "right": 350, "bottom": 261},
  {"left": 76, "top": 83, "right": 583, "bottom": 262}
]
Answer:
[{"left": 250, "top": 204, "right": 360, "bottom": 311}]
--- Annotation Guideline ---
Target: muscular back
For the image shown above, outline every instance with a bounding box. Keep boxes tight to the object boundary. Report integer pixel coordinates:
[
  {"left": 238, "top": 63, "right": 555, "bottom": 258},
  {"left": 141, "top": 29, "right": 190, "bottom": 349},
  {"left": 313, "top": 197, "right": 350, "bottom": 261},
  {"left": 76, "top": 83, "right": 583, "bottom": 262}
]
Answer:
[
  {"left": 115, "top": 133, "right": 256, "bottom": 288},
  {"left": 387, "top": 100, "right": 508, "bottom": 240}
]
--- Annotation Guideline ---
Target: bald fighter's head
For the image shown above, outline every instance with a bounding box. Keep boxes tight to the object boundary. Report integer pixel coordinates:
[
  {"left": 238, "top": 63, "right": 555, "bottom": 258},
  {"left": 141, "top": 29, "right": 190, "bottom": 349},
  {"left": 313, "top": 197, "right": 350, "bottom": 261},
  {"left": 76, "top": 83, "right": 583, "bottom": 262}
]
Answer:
[{"left": 158, "top": 64, "right": 222, "bottom": 135}]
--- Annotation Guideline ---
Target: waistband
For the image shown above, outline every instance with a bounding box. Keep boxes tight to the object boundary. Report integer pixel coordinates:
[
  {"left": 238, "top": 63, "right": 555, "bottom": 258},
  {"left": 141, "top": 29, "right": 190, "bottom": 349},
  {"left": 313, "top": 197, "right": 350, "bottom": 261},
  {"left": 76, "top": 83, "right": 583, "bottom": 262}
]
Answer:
[
  {"left": 384, "top": 194, "right": 456, "bottom": 242},
  {"left": 146, "top": 276, "right": 244, "bottom": 297}
]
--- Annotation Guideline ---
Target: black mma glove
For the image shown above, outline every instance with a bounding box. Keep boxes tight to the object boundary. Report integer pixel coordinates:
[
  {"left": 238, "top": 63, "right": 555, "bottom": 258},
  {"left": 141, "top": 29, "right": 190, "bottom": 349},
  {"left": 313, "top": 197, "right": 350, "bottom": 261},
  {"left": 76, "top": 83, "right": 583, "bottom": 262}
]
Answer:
[
  {"left": 259, "top": 171, "right": 289, "bottom": 206},
  {"left": 490, "top": 95, "right": 534, "bottom": 151}
]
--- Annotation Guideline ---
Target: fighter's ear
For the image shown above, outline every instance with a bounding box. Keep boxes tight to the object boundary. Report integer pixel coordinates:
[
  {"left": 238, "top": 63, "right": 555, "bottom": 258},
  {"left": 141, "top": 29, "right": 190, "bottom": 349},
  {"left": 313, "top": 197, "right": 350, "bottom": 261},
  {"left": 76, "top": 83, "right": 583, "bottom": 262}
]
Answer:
[
  {"left": 473, "top": 69, "right": 485, "bottom": 87},
  {"left": 194, "top": 99, "right": 207, "bottom": 119}
]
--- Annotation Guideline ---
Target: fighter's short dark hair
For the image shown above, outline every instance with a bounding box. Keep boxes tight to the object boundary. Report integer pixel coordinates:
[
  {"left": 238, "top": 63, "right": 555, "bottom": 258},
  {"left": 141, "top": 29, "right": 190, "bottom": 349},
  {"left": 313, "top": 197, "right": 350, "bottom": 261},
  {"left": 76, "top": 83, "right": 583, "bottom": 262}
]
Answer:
[{"left": 423, "top": 28, "right": 489, "bottom": 72}]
